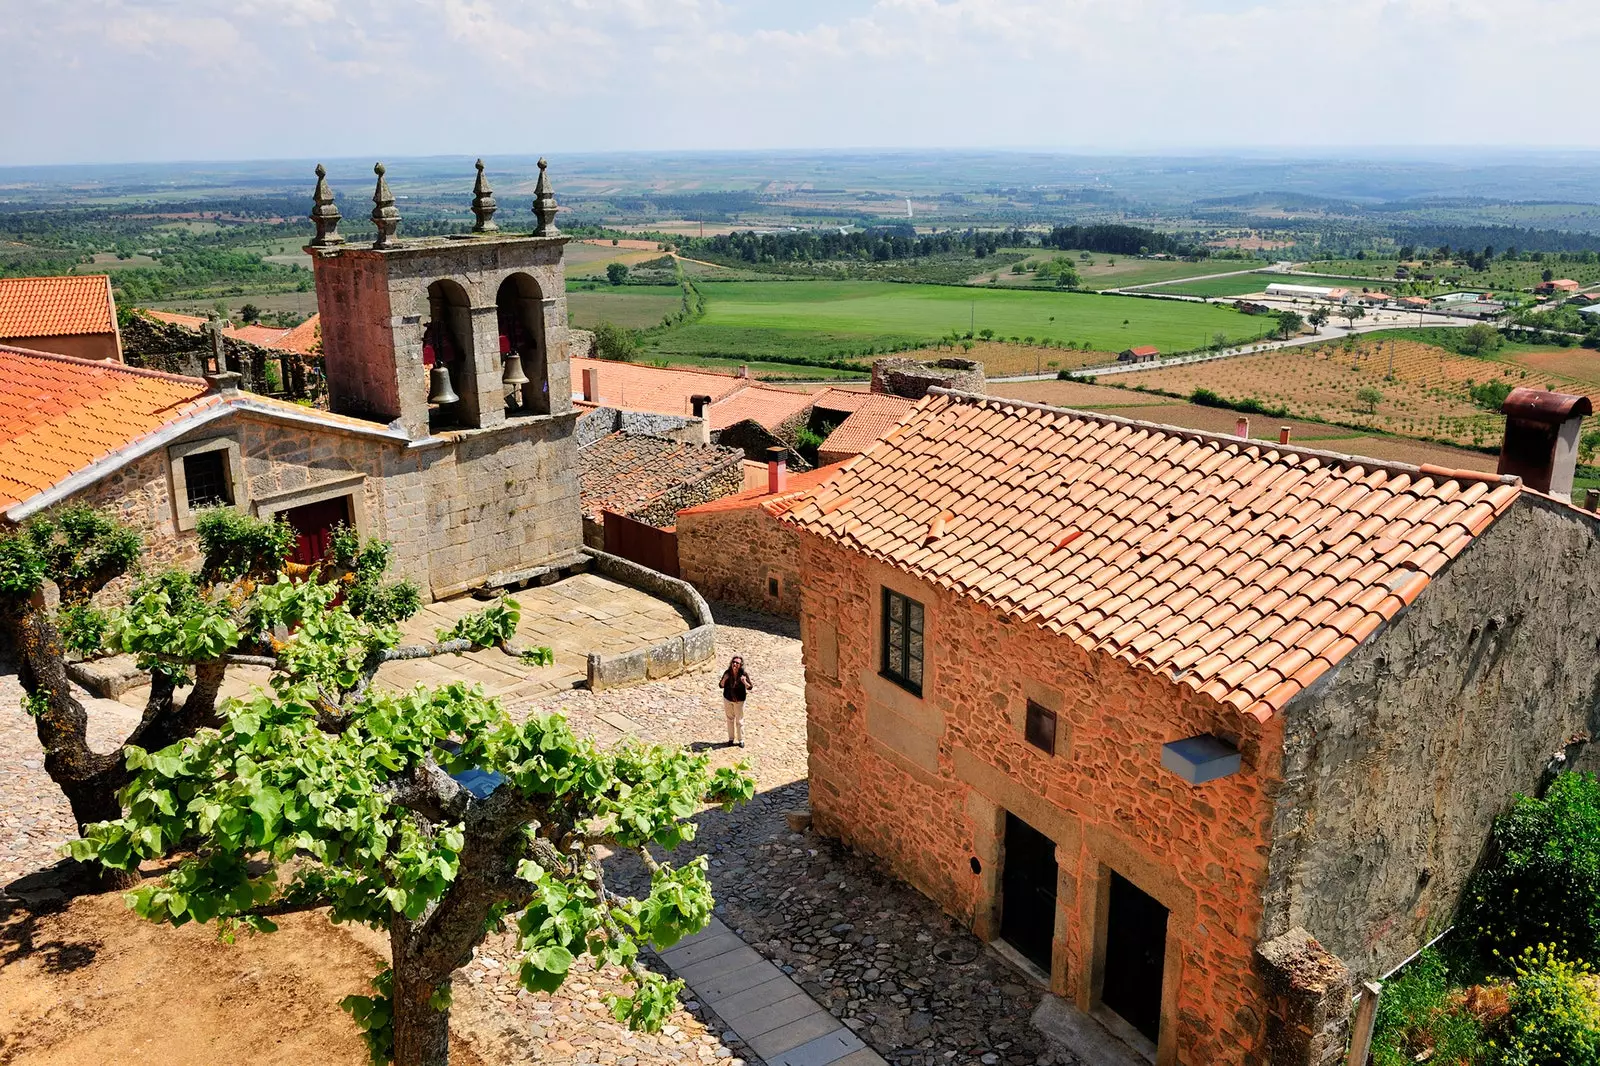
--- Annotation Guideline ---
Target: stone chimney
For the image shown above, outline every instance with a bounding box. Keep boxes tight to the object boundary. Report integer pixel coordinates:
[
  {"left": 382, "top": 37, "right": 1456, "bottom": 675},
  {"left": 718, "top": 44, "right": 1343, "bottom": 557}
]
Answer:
[
  {"left": 738, "top": 364, "right": 750, "bottom": 379},
  {"left": 767, "top": 446, "right": 788, "bottom": 494},
  {"left": 205, "top": 370, "right": 243, "bottom": 396},
  {"left": 1497, "top": 387, "right": 1593, "bottom": 498},
  {"left": 1235, "top": 416, "right": 1249, "bottom": 439},
  {"left": 582, "top": 366, "right": 601, "bottom": 404},
  {"left": 690, "top": 395, "right": 713, "bottom": 445}
]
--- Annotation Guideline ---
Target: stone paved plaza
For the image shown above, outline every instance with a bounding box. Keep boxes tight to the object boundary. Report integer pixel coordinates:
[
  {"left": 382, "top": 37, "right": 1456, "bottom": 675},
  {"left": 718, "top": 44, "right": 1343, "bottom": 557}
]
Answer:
[{"left": 0, "top": 600, "right": 1072, "bottom": 1066}]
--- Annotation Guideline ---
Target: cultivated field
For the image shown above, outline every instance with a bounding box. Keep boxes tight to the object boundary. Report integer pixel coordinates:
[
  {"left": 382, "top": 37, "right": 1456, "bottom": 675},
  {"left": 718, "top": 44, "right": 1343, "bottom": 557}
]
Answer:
[
  {"left": 1112, "top": 336, "right": 1600, "bottom": 449},
  {"left": 567, "top": 287, "right": 685, "bottom": 330},
  {"left": 642, "top": 280, "right": 1272, "bottom": 362},
  {"left": 1140, "top": 272, "right": 1287, "bottom": 298},
  {"left": 992, "top": 251, "right": 1268, "bottom": 291}
]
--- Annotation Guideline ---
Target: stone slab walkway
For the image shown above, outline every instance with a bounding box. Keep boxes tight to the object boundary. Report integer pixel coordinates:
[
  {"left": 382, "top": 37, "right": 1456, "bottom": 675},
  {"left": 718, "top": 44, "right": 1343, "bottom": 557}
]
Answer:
[{"left": 659, "top": 918, "right": 885, "bottom": 1066}]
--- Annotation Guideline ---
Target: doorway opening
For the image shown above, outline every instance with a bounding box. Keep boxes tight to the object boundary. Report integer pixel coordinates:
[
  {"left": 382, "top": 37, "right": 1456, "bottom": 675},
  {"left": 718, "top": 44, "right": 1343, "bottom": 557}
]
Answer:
[
  {"left": 1000, "top": 812, "right": 1057, "bottom": 975},
  {"left": 1100, "top": 870, "right": 1168, "bottom": 1046},
  {"left": 280, "top": 496, "right": 352, "bottom": 567}
]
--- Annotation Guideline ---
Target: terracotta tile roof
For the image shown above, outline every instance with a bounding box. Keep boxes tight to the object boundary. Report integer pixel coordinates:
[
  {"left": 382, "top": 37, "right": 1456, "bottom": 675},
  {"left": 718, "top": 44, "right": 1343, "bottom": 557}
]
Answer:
[
  {"left": 816, "top": 394, "right": 916, "bottom": 460},
  {"left": 570, "top": 358, "right": 817, "bottom": 431},
  {"left": 0, "top": 275, "right": 116, "bottom": 339},
  {"left": 572, "top": 358, "right": 743, "bottom": 414},
  {"left": 811, "top": 387, "right": 884, "bottom": 415},
  {"left": 225, "top": 323, "right": 293, "bottom": 346},
  {"left": 782, "top": 391, "right": 1525, "bottom": 722},
  {"left": 679, "top": 462, "right": 848, "bottom": 517},
  {"left": 579, "top": 432, "right": 744, "bottom": 520},
  {"left": 0, "top": 345, "right": 213, "bottom": 509},
  {"left": 274, "top": 313, "right": 320, "bottom": 354},
  {"left": 141, "top": 309, "right": 209, "bottom": 329},
  {"left": 1123, "top": 345, "right": 1160, "bottom": 357},
  {"left": 709, "top": 383, "right": 816, "bottom": 432}
]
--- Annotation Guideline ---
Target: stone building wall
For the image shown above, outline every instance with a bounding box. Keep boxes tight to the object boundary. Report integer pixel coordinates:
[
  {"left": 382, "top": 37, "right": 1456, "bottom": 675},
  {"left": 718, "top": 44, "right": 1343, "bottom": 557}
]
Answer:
[
  {"left": 1263, "top": 495, "right": 1600, "bottom": 980},
  {"left": 678, "top": 504, "right": 804, "bottom": 617},
  {"left": 5, "top": 332, "right": 120, "bottom": 363},
  {"left": 625, "top": 460, "right": 745, "bottom": 529},
  {"left": 64, "top": 406, "right": 582, "bottom": 600},
  {"left": 796, "top": 535, "right": 1284, "bottom": 1065}
]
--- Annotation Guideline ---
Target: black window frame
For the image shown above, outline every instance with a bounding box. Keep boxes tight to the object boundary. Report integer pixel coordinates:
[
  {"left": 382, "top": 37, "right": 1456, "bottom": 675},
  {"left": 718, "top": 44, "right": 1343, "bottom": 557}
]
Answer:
[
  {"left": 880, "top": 587, "right": 925, "bottom": 696},
  {"left": 1025, "top": 700, "right": 1057, "bottom": 755},
  {"left": 182, "top": 450, "right": 232, "bottom": 510}
]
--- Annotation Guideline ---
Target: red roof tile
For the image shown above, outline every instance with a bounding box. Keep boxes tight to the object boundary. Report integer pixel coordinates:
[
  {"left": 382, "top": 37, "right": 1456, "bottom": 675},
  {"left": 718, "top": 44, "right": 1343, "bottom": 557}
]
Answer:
[
  {"left": 0, "top": 275, "right": 116, "bottom": 339},
  {"left": 0, "top": 345, "right": 213, "bottom": 509},
  {"left": 817, "top": 394, "right": 916, "bottom": 461},
  {"left": 570, "top": 357, "right": 817, "bottom": 431},
  {"left": 678, "top": 462, "right": 849, "bottom": 518},
  {"left": 225, "top": 323, "right": 293, "bottom": 346},
  {"left": 782, "top": 392, "right": 1527, "bottom": 721}
]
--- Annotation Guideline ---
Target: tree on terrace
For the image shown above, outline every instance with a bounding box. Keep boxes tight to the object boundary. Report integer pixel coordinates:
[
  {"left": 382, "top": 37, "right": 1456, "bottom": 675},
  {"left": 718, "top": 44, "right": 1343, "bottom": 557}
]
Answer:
[
  {"left": 1307, "top": 307, "right": 1329, "bottom": 333},
  {"left": 0, "top": 505, "right": 514, "bottom": 883},
  {"left": 74, "top": 627, "right": 753, "bottom": 1065},
  {"left": 1340, "top": 304, "right": 1366, "bottom": 331},
  {"left": 1276, "top": 310, "right": 1305, "bottom": 340}
]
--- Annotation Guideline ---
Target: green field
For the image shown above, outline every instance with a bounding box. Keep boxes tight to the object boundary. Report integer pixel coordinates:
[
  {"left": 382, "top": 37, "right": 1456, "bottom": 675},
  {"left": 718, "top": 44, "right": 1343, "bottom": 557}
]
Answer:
[
  {"left": 1142, "top": 272, "right": 1288, "bottom": 298},
  {"left": 642, "top": 280, "right": 1272, "bottom": 360},
  {"left": 568, "top": 287, "right": 686, "bottom": 329},
  {"left": 999, "top": 250, "right": 1270, "bottom": 291}
]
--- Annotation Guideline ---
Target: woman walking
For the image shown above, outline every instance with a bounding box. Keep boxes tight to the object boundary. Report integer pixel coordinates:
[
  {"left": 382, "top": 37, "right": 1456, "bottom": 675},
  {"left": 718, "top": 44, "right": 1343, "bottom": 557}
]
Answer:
[{"left": 720, "top": 655, "right": 754, "bottom": 747}]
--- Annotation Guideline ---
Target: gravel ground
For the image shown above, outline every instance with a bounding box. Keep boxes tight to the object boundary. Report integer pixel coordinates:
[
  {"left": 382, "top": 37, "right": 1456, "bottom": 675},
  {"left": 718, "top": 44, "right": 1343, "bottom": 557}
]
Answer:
[{"left": 0, "top": 604, "right": 1070, "bottom": 1066}]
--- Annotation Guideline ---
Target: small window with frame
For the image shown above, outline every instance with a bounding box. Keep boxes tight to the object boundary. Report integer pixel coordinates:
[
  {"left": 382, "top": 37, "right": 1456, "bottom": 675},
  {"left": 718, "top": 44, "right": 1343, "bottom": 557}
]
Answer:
[
  {"left": 767, "top": 576, "right": 780, "bottom": 598},
  {"left": 880, "top": 587, "right": 925, "bottom": 696},
  {"left": 183, "top": 450, "right": 232, "bottom": 510},
  {"left": 1025, "top": 700, "right": 1057, "bottom": 755}
]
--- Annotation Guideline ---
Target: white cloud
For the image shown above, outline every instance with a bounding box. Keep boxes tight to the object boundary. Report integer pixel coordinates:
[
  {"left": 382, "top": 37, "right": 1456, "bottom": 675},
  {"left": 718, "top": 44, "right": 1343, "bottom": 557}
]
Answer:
[{"left": 2, "top": 0, "right": 1598, "bottom": 164}]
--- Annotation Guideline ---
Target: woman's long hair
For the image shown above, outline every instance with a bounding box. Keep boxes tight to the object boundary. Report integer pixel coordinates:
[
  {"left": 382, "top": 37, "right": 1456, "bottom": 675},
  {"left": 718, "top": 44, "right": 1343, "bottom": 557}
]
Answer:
[{"left": 725, "top": 655, "right": 743, "bottom": 676}]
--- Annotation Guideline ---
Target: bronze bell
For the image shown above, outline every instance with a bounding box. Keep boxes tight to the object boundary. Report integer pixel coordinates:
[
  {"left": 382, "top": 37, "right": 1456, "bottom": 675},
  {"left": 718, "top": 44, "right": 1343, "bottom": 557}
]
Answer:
[
  {"left": 428, "top": 363, "right": 460, "bottom": 405},
  {"left": 501, "top": 352, "right": 530, "bottom": 388}
]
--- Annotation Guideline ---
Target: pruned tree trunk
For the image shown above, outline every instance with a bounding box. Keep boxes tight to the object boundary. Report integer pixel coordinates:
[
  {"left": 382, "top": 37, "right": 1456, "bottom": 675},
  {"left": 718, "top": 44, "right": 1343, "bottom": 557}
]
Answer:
[{"left": 391, "top": 921, "right": 455, "bottom": 1066}]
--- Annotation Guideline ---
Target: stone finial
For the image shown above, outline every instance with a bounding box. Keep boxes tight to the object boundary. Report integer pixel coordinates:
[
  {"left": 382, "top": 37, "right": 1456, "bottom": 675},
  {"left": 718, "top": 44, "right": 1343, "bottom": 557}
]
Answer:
[
  {"left": 308, "top": 163, "right": 344, "bottom": 247},
  {"left": 370, "top": 162, "right": 401, "bottom": 248},
  {"left": 471, "top": 158, "right": 499, "bottom": 233},
  {"left": 532, "top": 157, "right": 560, "bottom": 236}
]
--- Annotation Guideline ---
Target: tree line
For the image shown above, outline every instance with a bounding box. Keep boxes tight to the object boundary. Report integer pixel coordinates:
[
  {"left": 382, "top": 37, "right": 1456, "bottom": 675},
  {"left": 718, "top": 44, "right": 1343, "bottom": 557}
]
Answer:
[{"left": 684, "top": 221, "right": 1207, "bottom": 266}]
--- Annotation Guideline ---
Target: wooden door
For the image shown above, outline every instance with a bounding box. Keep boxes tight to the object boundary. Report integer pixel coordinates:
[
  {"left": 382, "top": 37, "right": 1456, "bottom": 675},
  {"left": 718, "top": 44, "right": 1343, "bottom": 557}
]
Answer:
[
  {"left": 281, "top": 496, "right": 351, "bottom": 567},
  {"left": 1000, "top": 812, "right": 1058, "bottom": 974}
]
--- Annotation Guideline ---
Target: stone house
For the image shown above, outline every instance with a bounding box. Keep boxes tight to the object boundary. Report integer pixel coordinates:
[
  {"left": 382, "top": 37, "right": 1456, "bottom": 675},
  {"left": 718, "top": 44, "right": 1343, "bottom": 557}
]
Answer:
[
  {"left": 572, "top": 358, "right": 815, "bottom": 453},
  {"left": 677, "top": 455, "right": 844, "bottom": 617},
  {"left": 779, "top": 387, "right": 1600, "bottom": 1065},
  {"left": 1118, "top": 345, "right": 1160, "bottom": 363},
  {"left": 578, "top": 431, "right": 745, "bottom": 547},
  {"left": 0, "top": 274, "right": 122, "bottom": 362},
  {"left": 0, "top": 161, "right": 586, "bottom": 600},
  {"left": 808, "top": 388, "right": 914, "bottom": 467}
]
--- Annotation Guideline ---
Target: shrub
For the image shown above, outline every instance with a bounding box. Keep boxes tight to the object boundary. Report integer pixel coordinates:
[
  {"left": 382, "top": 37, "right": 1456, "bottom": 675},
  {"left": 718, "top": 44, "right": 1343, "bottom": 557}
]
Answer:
[
  {"left": 1471, "top": 380, "right": 1514, "bottom": 411},
  {"left": 1492, "top": 945, "right": 1600, "bottom": 1065},
  {"left": 1466, "top": 772, "right": 1600, "bottom": 971},
  {"left": 593, "top": 321, "right": 640, "bottom": 362}
]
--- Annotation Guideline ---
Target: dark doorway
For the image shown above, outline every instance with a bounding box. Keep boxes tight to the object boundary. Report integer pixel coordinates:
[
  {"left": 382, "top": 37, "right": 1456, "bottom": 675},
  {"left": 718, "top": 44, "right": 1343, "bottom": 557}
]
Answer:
[
  {"left": 281, "top": 497, "right": 351, "bottom": 566},
  {"left": 1000, "top": 812, "right": 1058, "bottom": 974},
  {"left": 1101, "top": 871, "right": 1168, "bottom": 1044}
]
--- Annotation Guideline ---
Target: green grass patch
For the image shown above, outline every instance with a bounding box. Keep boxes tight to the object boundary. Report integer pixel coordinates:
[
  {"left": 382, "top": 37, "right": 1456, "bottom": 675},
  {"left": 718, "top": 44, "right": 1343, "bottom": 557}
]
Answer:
[
  {"left": 637, "top": 353, "right": 867, "bottom": 381},
  {"left": 1004, "top": 251, "right": 1268, "bottom": 290},
  {"left": 568, "top": 286, "right": 689, "bottom": 330},
  {"left": 641, "top": 280, "right": 1271, "bottom": 361},
  {"left": 1141, "top": 272, "right": 1286, "bottom": 298}
]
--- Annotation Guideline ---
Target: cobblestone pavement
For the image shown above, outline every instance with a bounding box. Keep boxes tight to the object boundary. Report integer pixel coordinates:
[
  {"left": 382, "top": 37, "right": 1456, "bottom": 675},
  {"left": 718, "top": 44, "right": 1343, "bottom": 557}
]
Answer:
[{"left": 0, "top": 602, "right": 1070, "bottom": 1066}]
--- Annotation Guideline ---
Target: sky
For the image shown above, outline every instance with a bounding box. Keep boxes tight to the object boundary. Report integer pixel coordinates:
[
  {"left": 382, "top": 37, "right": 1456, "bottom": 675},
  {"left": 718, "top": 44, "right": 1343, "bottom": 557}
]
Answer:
[{"left": 5, "top": 0, "right": 1600, "bottom": 166}]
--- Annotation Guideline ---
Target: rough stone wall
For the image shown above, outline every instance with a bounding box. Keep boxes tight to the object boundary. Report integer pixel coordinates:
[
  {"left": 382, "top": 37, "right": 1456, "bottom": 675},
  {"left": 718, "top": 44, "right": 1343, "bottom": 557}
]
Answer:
[
  {"left": 1254, "top": 929, "right": 1352, "bottom": 1066},
  {"left": 869, "top": 357, "right": 986, "bottom": 400},
  {"left": 715, "top": 419, "right": 809, "bottom": 469},
  {"left": 678, "top": 505, "right": 803, "bottom": 617},
  {"left": 576, "top": 406, "right": 705, "bottom": 447},
  {"left": 121, "top": 315, "right": 322, "bottom": 401},
  {"left": 797, "top": 535, "right": 1284, "bottom": 1065},
  {"left": 58, "top": 407, "right": 582, "bottom": 601},
  {"left": 626, "top": 460, "right": 745, "bottom": 529},
  {"left": 1263, "top": 496, "right": 1600, "bottom": 980}
]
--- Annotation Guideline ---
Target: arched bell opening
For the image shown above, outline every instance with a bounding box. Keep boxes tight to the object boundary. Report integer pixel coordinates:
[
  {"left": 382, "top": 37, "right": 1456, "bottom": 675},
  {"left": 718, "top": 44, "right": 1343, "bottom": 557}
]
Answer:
[
  {"left": 495, "top": 273, "right": 550, "bottom": 417},
  {"left": 424, "top": 279, "right": 478, "bottom": 431}
]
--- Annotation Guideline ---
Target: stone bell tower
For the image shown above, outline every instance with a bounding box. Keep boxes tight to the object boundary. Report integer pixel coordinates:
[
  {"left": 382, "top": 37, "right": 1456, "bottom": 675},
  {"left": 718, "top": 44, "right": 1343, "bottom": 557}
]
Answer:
[{"left": 304, "top": 158, "right": 572, "bottom": 440}]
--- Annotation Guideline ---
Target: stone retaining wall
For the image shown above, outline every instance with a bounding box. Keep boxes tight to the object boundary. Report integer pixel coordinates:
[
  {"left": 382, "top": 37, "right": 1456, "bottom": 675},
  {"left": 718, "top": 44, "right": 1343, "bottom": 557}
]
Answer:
[{"left": 582, "top": 547, "right": 716, "bottom": 690}]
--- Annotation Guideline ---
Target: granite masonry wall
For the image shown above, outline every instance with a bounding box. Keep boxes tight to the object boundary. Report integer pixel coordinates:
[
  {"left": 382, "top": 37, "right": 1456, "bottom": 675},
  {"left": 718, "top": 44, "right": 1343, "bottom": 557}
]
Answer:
[
  {"left": 1262, "top": 495, "right": 1600, "bottom": 980},
  {"left": 796, "top": 535, "right": 1285, "bottom": 1065},
  {"left": 678, "top": 503, "right": 804, "bottom": 617},
  {"left": 67, "top": 406, "right": 582, "bottom": 600}
]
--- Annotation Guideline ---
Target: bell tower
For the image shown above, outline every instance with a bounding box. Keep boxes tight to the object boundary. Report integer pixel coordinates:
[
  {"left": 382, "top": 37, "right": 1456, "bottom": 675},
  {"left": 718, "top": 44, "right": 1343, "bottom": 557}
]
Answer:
[{"left": 304, "top": 158, "right": 572, "bottom": 440}]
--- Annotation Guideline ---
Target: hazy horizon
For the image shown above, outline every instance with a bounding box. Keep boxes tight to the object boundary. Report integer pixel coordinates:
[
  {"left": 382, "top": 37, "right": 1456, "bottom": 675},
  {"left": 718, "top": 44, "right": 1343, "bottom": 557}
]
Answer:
[{"left": 5, "top": 0, "right": 1599, "bottom": 167}]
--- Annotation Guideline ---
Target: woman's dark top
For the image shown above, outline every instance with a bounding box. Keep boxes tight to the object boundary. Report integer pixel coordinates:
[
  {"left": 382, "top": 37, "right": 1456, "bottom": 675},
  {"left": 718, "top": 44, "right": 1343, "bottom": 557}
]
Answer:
[{"left": 721, "top": 669, "right": 752, "bottom": 702}]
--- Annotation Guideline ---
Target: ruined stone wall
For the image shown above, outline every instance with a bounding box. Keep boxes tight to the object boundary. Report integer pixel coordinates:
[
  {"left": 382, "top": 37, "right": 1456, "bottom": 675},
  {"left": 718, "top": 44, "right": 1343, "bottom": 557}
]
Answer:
[
  {"left": 60, "top": 408, "right": 582, "bottom": 601},
  {"left": 869, "top": 357, "right": 986, "bottom": 400},
  {"left": 121, "top": 315, "right": 322, "bottom": 401},
  {"left": 797, "top": 535, "right": 1284, "bottom": 1065},
  {"left": 576, "top": 406, "right": 704, "bottom": 448},
  {"left": 678, "top": 505, "right": 803, "bottom": 617},
  {"left": 1263, "top": 496, "right": 1600, "bottom": 980}
]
